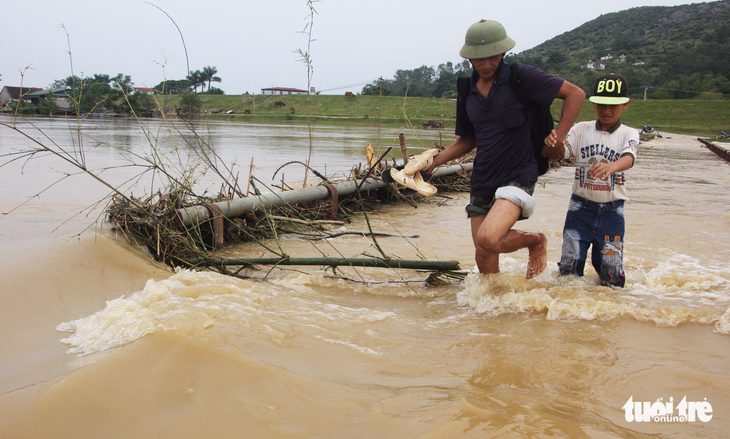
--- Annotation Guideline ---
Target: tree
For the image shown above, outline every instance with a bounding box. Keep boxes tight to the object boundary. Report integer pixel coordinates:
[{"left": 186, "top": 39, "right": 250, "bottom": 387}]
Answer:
[
  {"left": 545, "top": 50, "right": 568, "bottom": 71},
  {"left": 38, "top": 91, "right": 59, "bottom": 115},
  {"left": 187, "top": 70, "right": 204, "bottom": 92},
  {"left": 154, "top": 79, "right": 191, "bottom": 94},
  {"left": 361, "top": 61, "right": 471, "bottom": 97},
  {"left": 432, "top": 61, "right": 472, "bottom": 98},
  {"left": 112, "top": 74, "right": 135, "bottom": 95},
  {"left": 126, "top": 91, "right": 158, "bottom": 116},
  {"left": 361, "top": 80, "right": 391, "bottom": 96},
  {"left": 89, "top": 74, "right": 111, "bottom": 85},
  {"left": 201, "top": 66, "right": 222, "bottom": 91},
  {"left": 55, "top": 75, "right": 83, "bottom": 89},
  {"left": 178, "top": 93, "right": 201, "bottom": 118},
  {"left": 80, "top": 82, "right": 120, "bottom": 113},
  {"left": 12, "top": 100, "right": 35, "bottom": 114},
  {"left": 389, "top": 65, "right": 436, "bottom": 97}
]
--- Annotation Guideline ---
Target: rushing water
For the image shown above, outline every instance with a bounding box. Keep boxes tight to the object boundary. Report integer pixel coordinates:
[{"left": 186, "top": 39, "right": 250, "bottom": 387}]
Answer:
[{"left": 0, "top": 115, "right": 729, "bottom": 438}]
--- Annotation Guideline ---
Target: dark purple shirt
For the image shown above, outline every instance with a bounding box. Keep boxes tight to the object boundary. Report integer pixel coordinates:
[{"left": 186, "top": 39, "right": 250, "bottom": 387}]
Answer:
[{"left": 455, "top": 61, "right": 564, "bottom": 199}]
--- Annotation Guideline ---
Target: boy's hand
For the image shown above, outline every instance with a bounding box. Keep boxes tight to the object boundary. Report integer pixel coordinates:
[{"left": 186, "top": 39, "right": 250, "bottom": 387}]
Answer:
[
  {"left": 542, "top": 129, "right": 564, "bottom": 161},
  {"left": 544, "top": 129, "right": 558, "bottom": 147},
  {"left": 590, "top": 155, "right": 634, "bottom": 180},
  {"left": 589, "top": 162, "right": 616, "bottom": 180}
]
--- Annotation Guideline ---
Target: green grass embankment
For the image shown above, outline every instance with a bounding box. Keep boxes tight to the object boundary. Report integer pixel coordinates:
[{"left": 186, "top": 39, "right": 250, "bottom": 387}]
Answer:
[
  {"left": 166, "top": 94, "right": 456, "bottom": 128},
  {"left": 549, "top": 99, "right": 729, "bottom": 138},
  {"left": 164, "top": 93, "right": 729, "bottom": 138}
]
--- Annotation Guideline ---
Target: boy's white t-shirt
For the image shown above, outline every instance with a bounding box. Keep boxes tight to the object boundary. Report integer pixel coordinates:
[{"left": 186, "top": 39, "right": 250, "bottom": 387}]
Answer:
[{"left": 563, "top": 120, "right": 640, "bottom": 202}]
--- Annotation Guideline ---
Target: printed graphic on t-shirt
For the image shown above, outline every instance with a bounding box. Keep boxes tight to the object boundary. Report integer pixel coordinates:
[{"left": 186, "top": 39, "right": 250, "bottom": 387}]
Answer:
[{"left": 577, "top": 156, "right": 616, "bottom": 193}]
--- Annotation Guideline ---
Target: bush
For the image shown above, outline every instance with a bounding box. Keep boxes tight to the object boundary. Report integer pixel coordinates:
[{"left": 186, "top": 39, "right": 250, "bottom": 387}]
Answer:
[{"left": 13, "top": 101, "right": 36, "bottom": 114}]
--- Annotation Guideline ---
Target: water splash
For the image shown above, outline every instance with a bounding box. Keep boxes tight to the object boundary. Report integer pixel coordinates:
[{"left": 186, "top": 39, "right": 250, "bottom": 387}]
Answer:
[{"left": 457, "top": 252, "right": 730, "bottom": 332}]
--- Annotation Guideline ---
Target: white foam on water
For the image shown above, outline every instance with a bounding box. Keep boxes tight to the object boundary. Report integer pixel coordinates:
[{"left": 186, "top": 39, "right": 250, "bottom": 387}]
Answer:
[
  {"left": 314, "top": 335, "right": 383, "bottom": 356},
  {"left": 56, "top": 269, "right": 251, "bottom": 355},
  {"left": 716, "top": 307, "right": 730, "bottom": 334},
  {"left": 457, "top": 251, "right": 730, "bottom": 333},
  {"left": 55, "top": 269, "right": 411, "bottom": 357}
]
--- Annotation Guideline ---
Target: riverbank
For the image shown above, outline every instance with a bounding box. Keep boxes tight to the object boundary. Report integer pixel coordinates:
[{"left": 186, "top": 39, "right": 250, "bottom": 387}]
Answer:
[{"left": 160, "top": 93, "right": 730, "bottom": 137}]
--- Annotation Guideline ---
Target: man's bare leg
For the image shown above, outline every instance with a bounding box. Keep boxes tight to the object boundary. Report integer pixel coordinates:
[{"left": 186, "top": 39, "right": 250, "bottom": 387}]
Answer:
[
  {"left": 471, "top": 199, "right": 547, "bottom": 278},
  {"left": 526, "top": 233, "right": 548, "bottom": 279},
  {"left": 471, "top": 215, "right": 500, "bottom": 274}
]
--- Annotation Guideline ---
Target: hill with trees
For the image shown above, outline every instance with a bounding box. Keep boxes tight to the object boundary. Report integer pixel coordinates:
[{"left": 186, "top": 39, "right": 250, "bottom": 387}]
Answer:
[{"left": 362, "top": 0, "right": 730, "bottom": 100}]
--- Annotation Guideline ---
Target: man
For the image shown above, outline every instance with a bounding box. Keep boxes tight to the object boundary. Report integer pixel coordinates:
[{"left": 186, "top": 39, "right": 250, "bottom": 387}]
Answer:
[{"left": 427, "top": 19, "right": 585, "bottom": 278}]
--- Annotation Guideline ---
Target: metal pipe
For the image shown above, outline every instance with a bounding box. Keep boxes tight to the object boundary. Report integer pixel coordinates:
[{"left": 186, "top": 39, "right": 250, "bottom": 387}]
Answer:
[
  {"left": 698, "top": 138, "right": 730, "bottom": 162},
  {"left": 177, "top": 163, "right": 473, "bottom": 226}
]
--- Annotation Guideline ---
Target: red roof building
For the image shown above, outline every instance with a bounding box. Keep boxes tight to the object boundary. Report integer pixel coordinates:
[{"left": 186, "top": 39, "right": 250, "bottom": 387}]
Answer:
[{"left": 1, "top": 86, "right": 43, "bottom": 105}]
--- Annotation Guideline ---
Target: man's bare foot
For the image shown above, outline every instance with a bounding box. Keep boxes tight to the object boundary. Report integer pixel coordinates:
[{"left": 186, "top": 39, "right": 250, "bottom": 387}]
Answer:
[{"left": 526, "top": 233, "right": 548, "bottom": 279}]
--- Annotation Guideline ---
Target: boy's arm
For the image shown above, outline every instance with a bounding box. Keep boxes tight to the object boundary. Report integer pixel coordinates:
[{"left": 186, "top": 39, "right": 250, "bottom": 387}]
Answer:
[
  {"left": 542, "top": 80, "right": 584, "bottom": 161},
  {"left": 590, "top": 154, "right": 635, "bottom": 180}
]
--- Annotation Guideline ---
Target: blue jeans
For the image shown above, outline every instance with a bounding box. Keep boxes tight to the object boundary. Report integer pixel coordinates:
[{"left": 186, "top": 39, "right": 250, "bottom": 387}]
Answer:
[{"left": 558, "top": 194, "right": 626, "bottom": 287}]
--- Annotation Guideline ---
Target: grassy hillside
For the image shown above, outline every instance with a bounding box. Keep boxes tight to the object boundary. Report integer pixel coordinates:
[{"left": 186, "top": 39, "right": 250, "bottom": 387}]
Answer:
[
  {"left": 509, "top": 0, "right": 730, "bottom": 97},
  {"left": 164, "top": 93, "right": 729, "bottom": 138}
]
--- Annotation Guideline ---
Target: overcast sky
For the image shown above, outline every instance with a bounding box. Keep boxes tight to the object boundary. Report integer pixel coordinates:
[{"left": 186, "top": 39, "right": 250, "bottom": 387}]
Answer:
[{"left": 3, "top": 0, "right": 711, "bottom": 95}]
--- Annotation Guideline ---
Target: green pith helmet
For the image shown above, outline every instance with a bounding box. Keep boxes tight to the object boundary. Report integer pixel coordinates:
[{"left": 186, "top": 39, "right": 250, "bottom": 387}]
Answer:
[{"left": 459, "top": 19, "right": 516, "bottom": 59}]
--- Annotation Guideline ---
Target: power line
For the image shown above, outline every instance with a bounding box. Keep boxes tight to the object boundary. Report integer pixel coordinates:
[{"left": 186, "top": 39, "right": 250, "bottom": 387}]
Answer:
[
  {"left": 635, "top": 86, "right": 730, "bottom": 99},
  {"left": 318, "top": 80, "right": 374, "bottom": 93},
  {"left": 649, "top": 86, "right": 730, "bottom": 97}
]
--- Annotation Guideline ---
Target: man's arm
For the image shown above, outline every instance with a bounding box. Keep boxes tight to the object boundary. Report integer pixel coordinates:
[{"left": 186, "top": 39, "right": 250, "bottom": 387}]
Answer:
[
  {"left": 543, "top": 80, "right": 585, "bottom": 161},
  {"left": 554, "top": 80, "right": 585, "bottom": 140},
  {"left": 426, "top": 136, "right": 477, "bottom": 173}
]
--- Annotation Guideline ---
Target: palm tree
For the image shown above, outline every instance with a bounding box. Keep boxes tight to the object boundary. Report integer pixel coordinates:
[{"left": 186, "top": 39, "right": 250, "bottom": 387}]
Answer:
[
  {"left": 186, "top": 70, "right": 198, "bottom": 92},
  {"left": 202, "top": 66, "right": 222, "bottom": 91}
]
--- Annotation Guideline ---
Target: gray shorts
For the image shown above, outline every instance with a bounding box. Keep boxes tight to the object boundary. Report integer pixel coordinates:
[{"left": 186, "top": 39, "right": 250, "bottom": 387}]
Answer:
[{"left": 465, "top": 181, "right": 536, "bottom": 220}]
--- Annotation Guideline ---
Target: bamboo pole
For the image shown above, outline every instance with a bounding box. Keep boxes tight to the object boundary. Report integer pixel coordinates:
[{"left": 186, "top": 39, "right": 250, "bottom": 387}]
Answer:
[
  {"left": 399, "top": 133, "right": 408, "bottom": 165},
  {"left": 246, "top": 157, "right": 254, "bottom": 197},
  {"left": 269, "top": 215, "right": 344, "bottom": 225},
  {"left": 209, "top": 257, "right": 461, "bottom": 271}
]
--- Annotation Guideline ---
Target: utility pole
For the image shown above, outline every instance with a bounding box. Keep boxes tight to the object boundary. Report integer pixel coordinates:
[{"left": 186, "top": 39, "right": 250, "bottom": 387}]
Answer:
[{"left": 641, "top": 86, "right": 652, "bottom": 100}]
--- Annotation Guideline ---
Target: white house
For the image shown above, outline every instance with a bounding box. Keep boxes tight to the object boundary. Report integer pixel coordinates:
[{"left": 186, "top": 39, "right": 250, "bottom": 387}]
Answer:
[{"left": 586, "top": 60, "right": 606, "bottom": 70}]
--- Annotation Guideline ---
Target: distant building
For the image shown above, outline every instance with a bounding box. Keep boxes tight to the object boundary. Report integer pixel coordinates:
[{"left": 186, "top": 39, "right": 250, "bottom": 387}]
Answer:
[
  {"left": 23, "top": 88, "right": 74, "bottom": 114},
  {"left": 260, "top": 87, "right": 308, "bottom": 95},
  {"left": 586, "top": 60, "right": 606, "bottom": 70},
  {"left": 136, "top": 87, "right": 157, "bottom": 94},
  {"left": 0, "top": 86, "right": 43, "bottom": 107}
]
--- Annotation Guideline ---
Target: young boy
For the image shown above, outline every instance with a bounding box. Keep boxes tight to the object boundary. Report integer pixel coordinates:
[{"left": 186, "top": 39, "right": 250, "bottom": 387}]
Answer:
[{"left": 544, "top": 74, "right": 640, "bottom": 287}]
